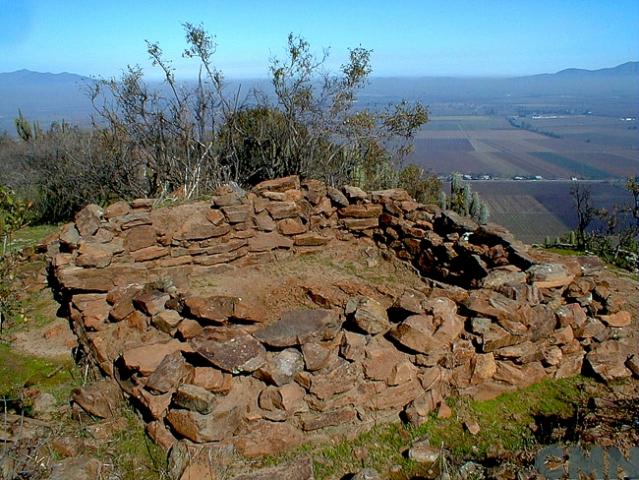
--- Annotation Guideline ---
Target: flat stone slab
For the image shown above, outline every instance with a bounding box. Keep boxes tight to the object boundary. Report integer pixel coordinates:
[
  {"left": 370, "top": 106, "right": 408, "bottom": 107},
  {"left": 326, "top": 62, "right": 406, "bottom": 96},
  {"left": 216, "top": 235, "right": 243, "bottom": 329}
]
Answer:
[
  {"left": 254, "top": 309, "right": 343, "bottom": 348},
  {"left": 191, "top": 329, "right": 267, "bottom": 374}
]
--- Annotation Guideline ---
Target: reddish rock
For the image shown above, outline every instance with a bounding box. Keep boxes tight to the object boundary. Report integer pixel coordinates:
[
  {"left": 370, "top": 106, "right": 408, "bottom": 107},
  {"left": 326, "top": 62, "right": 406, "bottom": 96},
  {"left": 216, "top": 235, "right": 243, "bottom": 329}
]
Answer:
[
  {"left": 136, "top": 388, "right": 172, "bottom": 419},
  {"left": 192, "top": 247, "right": 248, "bottom": 266},
  {"left": 403, "top": 391, "right": 442, "bottom": 426},
  {"left": 145, "top": 351, "right": 192, "bottom": 393},
  {"left": 59, "top": 223, "right": 81, "bottom": 248},
  {"left": 212, "top": 191, "right": 243, "bottom": 207},
  {"left": 71, "top": 294, "right": 110, "bottom": 330},
  {"left": 293, "top": 233, "right": 332, "bottom": 246},
  {"left": 132, "top": 245, "right": 169, "bottom": 262},
  {"left": 339, "top": 204, "right": 383, "bottom": 219},
  {"left": 326, "top": 186, "right": 349, "bottom": 207},
  {"left": 625, "top": 355, "right": 639, "bottom": 377},
  {"left": 471, "top": 353, "right": 497, "bottom": 383},
  {"left": 339, "top": 331, "right": 367, "bottom": 362},
  {"left": 166, "top": 407, "right": 242, "bottom": 443},
  {"left": 72, "top": 379, "right": 121, "bottom": 418},
  {"left": 362, "top": 339, "right": 406, "bottom": 382},
  {"left": 275, "top": 383, "right": 307, "bottom": 413},
  {"left": 153, "top": 310, "right": 183, "bottom": 333},
  {"left": 369, "top": 378, "right": 423, "bottom": 411},
  {"left": 493, "top": 361, "right": 526, "bottom": 386},
  {"left": 118, "top": 211, "right": 152, "bottom": 230},
  {"left": 552, "top": 325, "right": 575, "bottom": 345},
  {"left": 301, "top": 341, "right": 337, "bottom": 371},
  {"left": 527, "top": 263, "right": 575, "bottom": 289},
  {"left": 481, "top": 322, "right": 520, "bottom": 352},
  {"left": 58, "top": 264, "right": 149, "bottom": 292},
  {"left": 482, "top": 269, "right": 527, "bottom": 289},
  {"left": 579, "top": 317, "right": 607, "bottom": 340},
  {"left": 248, "top": 231, "right": 294, "bottom": 252},
  {"left": 184, "top": 296, "right": 231, "bottom": 324},
  {"left": 75, "top": 204, "right": 103, "bottom": 237},
  {"left": 122, "top": 340, "right": 192, "bottom": 375},
  {"left": 104, "top": 201, "right": 130, "bottom": 219},
  {"left": 586, "top": 341, "right": 633, "bottom": 382},
  {"left": 254, "top": 176, "right": 301, "bottom": 193},
  {"left": 189, "top": 367, "right": 232, "bottom": 393},
  {"left": 278, "top": 218, "right": 308, "bottom": 235},
  {"left": 307, "top": 361, "right": 361, "bottom": 400},
  {"left": 174, "top": 221, "right": 231, "bottom": 242},
  {"left": 266, "top": 201, "right": 300, "bottom": 220},
  {"left": 388, "top": 360, "right": 419, "bottom": 386},
  {"left": 389, "top": 315, "right": 440, "bottom": 354},
  {"left": 124, "top": 225, "right": 157, "bottom": 252},
  {"left": 526, "top": 304, "right": 558, "bottom": 341},
  {"left": 254, "top": 309, "right": 342, "bottom": 348},
  {"left": 146, "top": 420, "right": 176, "bottom": 451},
  {"left": 76, "top": 242, "right": 113, "bottom": 268},
  {"left": 127, "top": 309, "right": 150, "bottom": 331},
  {"left": 222, "top": 204, "right": 251, "bottom": 224},
  {"left": 340, "top": 217, "right": 379, "bottom": 231},
  {"left": 255, "top": 348, "right": 305, "bottom": 386},
  {"left": 133, "top": 290, "right": 170, "bottom": 316},
  {"left": 206, "top": 209, "right": 225, "bottom": 225},
  {"left": 465, "top": 420, "right": 481, "bottom": 436},
  {"left": 554, "top": 352, "right": 585, "bottom": 379},
  {"left": 391, "top": 288, "right": 427, "bottom": 316},
  {"left": 599, "top": 311, "right": 632, "bottom": 328},
  {"left": 345, "top": 296, "right": 390, "bottom": 335},
  {"left": 173, "top": 384, "right": 216, "bottom": 414},
  {"left": 299, "top": 407, "right": 357, "bottom": 431},
  {"left": 253, "top": 210, "right": 277, "bottom": 231},
  {"left": 234, "top": 421, "right": 304, "bottom": 457},
  {"left": 176, "top": 319, "right": 204, "bottom": 340},
  {"left": 191, "top": 329, "right": 266, "bottom": 374}
]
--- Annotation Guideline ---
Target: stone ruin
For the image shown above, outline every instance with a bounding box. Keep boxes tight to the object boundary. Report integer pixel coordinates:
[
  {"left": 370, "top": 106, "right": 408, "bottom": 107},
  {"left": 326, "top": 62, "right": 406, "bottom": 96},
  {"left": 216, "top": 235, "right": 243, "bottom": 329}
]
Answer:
[{"left": 45, "top": 175, "right": 638, "bottom": 468}]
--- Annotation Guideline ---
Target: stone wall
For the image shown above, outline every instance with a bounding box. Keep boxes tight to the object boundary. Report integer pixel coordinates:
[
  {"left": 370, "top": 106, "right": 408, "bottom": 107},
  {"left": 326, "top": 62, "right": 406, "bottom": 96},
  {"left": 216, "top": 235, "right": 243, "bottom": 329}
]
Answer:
[{"left": 46, "top": 175, "right": 638, "bottom": 459}]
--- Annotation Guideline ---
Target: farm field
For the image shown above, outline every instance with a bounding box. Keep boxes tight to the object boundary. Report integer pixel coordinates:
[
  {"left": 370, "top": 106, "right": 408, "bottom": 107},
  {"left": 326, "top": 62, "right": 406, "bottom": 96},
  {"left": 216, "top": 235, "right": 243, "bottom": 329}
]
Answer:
[
  {"left": 410, "top": 115, "right": 639, "bottom": 179},
  {"left": 470, "top": 180, "right": 633, "bottom": 244}
]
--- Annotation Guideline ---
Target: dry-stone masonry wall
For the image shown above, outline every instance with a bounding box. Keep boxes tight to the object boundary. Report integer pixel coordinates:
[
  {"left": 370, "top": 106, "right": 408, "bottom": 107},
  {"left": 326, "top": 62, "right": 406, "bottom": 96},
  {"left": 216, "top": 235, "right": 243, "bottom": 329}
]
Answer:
[{"left": 46, "top": 175, "right": 638, "bottom": 459}]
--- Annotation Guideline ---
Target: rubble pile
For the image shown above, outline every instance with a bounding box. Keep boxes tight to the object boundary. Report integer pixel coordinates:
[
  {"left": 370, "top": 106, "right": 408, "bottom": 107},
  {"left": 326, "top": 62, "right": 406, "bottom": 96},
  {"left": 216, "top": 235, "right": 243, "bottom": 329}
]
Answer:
[{"left": 46, "top": 175, "right": 638, "bottom": 459}]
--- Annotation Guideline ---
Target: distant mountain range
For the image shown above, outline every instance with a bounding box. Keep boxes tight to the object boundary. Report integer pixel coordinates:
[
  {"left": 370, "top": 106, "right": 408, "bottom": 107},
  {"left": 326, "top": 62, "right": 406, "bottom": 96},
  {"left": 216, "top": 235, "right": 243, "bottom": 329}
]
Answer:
[
  {"left": 0, "top": 62, "right": 637, "bottom": 134},
  {"left": 0, "top": 69, "right": 93, "bottom": 86},
  {"left": 551, "top": 61, "right": 639, "bottom": 77}
]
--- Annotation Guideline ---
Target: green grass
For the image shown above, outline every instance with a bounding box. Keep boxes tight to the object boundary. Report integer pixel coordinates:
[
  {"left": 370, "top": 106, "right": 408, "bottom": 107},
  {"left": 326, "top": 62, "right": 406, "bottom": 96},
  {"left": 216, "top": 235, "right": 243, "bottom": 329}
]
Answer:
[
  {"left": 0, "top": 343, "right": 81, "bottom": 404},
  {"left": 8, "top": 224, "right": 61, "bottom": 254},
  {"left": 415, "top": 377, "right": 585, "bottom": 461},
  {"left": 99, "top": 408, "right": 169, "bottom": 480},
  {"left": 262, "top": 376, "right": 589, "bottom": 480}
]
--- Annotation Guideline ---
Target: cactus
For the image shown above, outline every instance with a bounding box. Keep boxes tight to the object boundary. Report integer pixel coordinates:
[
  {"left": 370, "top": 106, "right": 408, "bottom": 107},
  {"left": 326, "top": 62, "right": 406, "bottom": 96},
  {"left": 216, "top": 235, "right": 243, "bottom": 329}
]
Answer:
[
  {"left": 470, "top": 191, "right": 481, "bottom": 220},
  {"left": 462, "top": 184, "right": 472, "bottom": 216},
  {"left": 14, "top": 110, "right": 32, "bottom": 142},
  {"left": 568, "top": 231, "right": 576, "bottom": 245},
  {"left": 438, "top": 191, "right": 447, "bottom": 210},
  {"left": 479, "top": 203, "right": 489, "bottom": 225}
]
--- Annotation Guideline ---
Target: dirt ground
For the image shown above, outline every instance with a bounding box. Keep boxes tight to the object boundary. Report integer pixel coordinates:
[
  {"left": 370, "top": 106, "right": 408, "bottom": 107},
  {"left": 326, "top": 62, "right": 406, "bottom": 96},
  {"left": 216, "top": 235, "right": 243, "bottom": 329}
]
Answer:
[{"left": 188, "top": 237, "right": 427, "bottom": 324}]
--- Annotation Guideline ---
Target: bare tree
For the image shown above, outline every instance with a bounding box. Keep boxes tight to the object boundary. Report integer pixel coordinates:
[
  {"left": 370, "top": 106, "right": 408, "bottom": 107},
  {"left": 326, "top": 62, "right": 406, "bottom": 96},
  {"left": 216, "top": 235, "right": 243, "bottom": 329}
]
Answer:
[{"left": 570, "top": 182, "right": 595, "bottom": 249}]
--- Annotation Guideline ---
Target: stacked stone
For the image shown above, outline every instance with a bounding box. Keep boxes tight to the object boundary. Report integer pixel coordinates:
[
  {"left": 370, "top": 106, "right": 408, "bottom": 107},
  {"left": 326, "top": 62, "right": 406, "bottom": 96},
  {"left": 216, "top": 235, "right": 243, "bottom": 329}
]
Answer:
[{"left": 46, "top": 176, "right": 638, "bottom": 460}]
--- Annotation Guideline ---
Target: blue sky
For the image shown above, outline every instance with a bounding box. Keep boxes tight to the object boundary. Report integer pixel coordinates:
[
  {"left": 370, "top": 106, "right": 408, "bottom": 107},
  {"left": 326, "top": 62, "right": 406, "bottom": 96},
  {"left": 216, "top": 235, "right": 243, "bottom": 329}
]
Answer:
[{"left": 1, "top": 0, "right": 638, "bottom": 78}]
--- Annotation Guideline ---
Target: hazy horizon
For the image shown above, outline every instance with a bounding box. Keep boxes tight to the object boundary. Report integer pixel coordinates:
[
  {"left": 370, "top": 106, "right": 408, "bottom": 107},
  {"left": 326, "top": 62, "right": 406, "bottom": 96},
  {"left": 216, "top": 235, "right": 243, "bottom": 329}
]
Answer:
[{"left": 2, "top": 0, "right": 638, "bottom": 79}]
